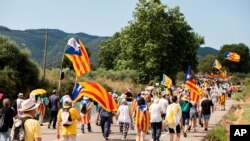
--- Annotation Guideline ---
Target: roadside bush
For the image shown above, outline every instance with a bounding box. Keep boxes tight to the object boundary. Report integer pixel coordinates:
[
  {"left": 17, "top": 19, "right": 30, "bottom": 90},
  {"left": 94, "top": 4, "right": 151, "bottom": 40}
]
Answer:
[{"left": 208, "top": 124, "right": 228, "bottom": 141}]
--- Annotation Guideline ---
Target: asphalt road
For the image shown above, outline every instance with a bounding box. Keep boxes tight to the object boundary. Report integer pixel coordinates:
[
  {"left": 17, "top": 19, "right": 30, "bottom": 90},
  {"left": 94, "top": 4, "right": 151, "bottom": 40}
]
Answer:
[{"left": 41, "top": 100, "right": 233, "bottom": 141}]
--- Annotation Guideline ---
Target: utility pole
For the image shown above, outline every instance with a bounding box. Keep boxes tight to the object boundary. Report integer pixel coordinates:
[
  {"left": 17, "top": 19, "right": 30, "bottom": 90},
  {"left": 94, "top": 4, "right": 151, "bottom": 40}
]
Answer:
[{"left": 43, "top": 28, "right": 48, "bottom": 80}]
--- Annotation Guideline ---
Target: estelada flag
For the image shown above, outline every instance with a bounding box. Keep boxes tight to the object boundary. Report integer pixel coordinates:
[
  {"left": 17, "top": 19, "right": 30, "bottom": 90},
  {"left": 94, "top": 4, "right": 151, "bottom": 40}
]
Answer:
[
  {"left": 217, "top": 70, "right": 227, "bottom": 79},
  {"left": 213, "top": 59, "right": 222, "bottom": 70},
  {"left": 224, "top": 52, "right": 240, "bottom": 62},
  {"left": 185, "top": 79, "right": 200, "bottom": 102},
  {"left": 161, "top": 74, "right": 172, "bottom": 88},
  {"left": 135, "top": 106, "right": 150, "bottom": 132},
  {"left": 78, "top": 82, "right": 118, "bottom": 112},
  {"left": 65, "top": 37, "right": 91, "bottom": 77}
]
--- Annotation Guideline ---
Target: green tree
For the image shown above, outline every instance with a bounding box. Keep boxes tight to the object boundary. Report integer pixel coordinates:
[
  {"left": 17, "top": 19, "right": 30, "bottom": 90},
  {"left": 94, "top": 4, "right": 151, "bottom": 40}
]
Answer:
[
  {"left": 98, "top": 0, "right": 203, "bottom": 84},
  {"left": 197, "top": 55, "right": 217, "bottom": 73},
  {"left": 218, "top": 43, "right": 250, "bottom": 73},
  {"left": 0, "top": 35, "right": 40, "bottom": 98},
  {"left": 98, "top": 33, "right": 122, "bottom": 69}
]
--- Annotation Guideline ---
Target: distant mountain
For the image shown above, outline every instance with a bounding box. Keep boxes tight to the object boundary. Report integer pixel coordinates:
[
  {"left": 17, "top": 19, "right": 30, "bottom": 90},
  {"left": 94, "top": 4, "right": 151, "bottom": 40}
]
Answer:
[
  {"left": 0, "top": 26, "right": 108, "bottom": 67},
  {"left": 197, "top": 46, "right": 219, "bottom": 58},
  {"left": 0, "top": 26, "right": 218, "bottom": 68}
]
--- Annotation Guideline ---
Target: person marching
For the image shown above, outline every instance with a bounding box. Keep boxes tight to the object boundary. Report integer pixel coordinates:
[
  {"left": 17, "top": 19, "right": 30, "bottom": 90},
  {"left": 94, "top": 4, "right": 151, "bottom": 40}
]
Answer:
[
  {"left": 179, "top": 95, "right": 192, "bottom": 137},
  {"left": 165, "top": 95, "right": 182, "bottom": 141},
  {"left": 56, "top": 97, "right": 80, "bottom": 141},
  {"left": 116, "top": 99, "right": 133, "bottom": 141},
  {"left": 37, "top": 94, "right": 49, "bottom": 126},
  {"left": 80, "top": 96, "right": 92, "bottom": 133},
  {"left": 134, "top": 97, "right": 150, "bottom": 141},
  {"left": 149, "top": 98, "right": 163, "bottom": 141},
  {"left": 218, "top": 87, "right": 226, "bottom": 110},
  {"left": 200, "top": 94, "right": 214, "bottom": 131}
]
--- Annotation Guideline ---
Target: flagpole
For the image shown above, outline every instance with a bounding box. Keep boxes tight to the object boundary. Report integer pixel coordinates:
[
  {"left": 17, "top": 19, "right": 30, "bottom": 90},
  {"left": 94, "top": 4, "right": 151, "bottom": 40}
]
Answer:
[{"left": 58, "top": 42, "right": 68, "bottom": 93}]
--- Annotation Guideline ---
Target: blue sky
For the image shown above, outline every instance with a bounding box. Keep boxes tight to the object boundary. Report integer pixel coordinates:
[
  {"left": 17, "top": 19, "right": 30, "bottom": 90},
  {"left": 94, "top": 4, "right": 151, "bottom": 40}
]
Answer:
[{"left": 0, "top": 0, "right": 249, "bottom": 50}]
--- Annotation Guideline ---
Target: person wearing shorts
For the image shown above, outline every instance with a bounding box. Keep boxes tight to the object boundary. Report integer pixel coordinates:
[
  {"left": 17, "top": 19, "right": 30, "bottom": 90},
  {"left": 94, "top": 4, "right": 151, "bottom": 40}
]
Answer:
[
  {"left": 165, "top": 96, "right": 182, "bottom": 141},
  {"left": 189, "top": 102, "right": 198, "bottom": 132},
  {"left": 201, "top": 94, "right": 214, "bottom": 131},
  {"left": 179, "top": 95, "right": 192, "bottom": 137}
]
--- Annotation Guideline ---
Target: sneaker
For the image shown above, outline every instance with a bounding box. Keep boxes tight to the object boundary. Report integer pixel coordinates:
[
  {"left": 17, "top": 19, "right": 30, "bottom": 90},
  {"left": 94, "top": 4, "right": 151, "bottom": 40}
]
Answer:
[
  {"left": 82, "top": 130, "right": 85, "bottom": 133},
  {"left": 204, "top": 128, "right": 208, "bottom": 131},
  {"left": 88, "top": 129, "right": 92, "bottom": 132},
  {"left": 184, "top": 132, "right": 187, "bottom": 137}
]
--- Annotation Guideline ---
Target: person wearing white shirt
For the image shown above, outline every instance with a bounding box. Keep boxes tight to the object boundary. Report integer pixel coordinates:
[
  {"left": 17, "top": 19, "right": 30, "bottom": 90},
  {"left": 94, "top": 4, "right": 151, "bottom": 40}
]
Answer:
[
  {"left": 159, "top": 93, "right": 168, "bottom": 120},
  {"left": 116, "top": 99, "right": 132, "bottom": 141},
  {"left": 149, "top": 98, "right": 163, "bottom": 141},
  {"left": 16, "top": 93, "right": 24, "bottom": 116}
]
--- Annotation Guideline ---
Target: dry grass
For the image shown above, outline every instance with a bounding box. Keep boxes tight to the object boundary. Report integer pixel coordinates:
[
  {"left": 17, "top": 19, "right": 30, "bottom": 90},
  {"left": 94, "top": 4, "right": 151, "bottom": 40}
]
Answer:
[{"left": 43, "top": 68, "right": 145, "bottom": 95}]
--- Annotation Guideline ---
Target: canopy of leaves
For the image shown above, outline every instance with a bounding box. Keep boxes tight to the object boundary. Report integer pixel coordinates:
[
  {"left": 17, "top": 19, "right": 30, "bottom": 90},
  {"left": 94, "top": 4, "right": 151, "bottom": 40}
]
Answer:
[
  {"left": 98, "top": 0, "right": 204, "bottom": 84},
  {"left": 218, "top": 43, "right": 250, "bottom": 73},
  {"left": 197, "top": 55, "right": 217, "bottom": 73},
  {"left": 0, "top": 35, "right": 40, "bottom": 98}
]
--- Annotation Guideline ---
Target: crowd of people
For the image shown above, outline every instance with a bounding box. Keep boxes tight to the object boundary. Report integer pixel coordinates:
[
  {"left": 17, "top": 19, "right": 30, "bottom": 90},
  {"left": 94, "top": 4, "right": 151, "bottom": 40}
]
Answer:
[{"left": 0, "top": 78, "right": 237, "bottom": 141}]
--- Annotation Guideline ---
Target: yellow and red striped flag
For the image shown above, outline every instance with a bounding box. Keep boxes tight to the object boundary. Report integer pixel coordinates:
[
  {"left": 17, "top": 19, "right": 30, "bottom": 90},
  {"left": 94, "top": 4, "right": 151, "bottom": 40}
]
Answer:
[
  {"left": 224, "top": 52, "right": 240, "bottom": 62},
  {"left": 65, "top": 37, "right": 91, "bottom": 77},
  {"left": 217, "top": 70, "right": 227, "bottom": 79},
  {"left": 213, "top": 59, "right": 222, "bottom": 70},
  {"left": 135, "top": 106, "right": 150, "bottom": 132},
  {"left": 78, "top": 82, "right": 118, "bottom": 112},
  {"left": 161, "top": 74, "right": 172, "bottom": 88},
  {"left": 185, "top": 79, "right": 200, "bottom": 102}
]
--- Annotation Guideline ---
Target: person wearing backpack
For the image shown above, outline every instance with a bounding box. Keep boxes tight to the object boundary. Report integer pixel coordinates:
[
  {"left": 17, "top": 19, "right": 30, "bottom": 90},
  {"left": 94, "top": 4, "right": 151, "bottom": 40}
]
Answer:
[
  {"left": 0, "top": 98, "right": 17, "bottom": 141},
  {"left": 56, "top": 97, "right": 79, "bottom": 141},
  {"left": 10, "top": 98, "right": 41, "bottom": 141},
  {"left": 179, "top": 95, "right": 192, "bottom": 137},
  {"left": 80, "top": 96, "right": 92, "bottom": 133}
]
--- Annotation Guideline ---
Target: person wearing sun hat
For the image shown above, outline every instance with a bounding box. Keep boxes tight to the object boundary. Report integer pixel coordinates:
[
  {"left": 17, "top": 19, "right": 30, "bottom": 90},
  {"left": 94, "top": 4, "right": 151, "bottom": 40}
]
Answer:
[
  {"left": 179, "top": 94, "right": 192, "bottom": 138},
  {"left": 56, "top": 97, "right": 80, "bottom": 141},
  {"left": 11, "top": 98, "right": 42, "bottom": 141},
  {"left": 16, "top": 93, "right": 24, "bottom": 116}
]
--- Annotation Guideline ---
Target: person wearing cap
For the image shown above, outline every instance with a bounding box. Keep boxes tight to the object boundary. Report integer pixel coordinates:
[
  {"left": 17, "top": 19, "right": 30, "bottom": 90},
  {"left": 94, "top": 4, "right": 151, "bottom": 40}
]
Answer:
[
  {"left": 80, "top": 96, "right": 92, "bottom": 133},
  {"left": 179, "top": 95, "right": 192, "bottom": 137},
  {"left": 48, "top": 89, "right": 60, "bottom": 129},
  {"left": 15, "top": 98, "right": 42, "bottom": 141},
  {"left": 56, "top": 97, "right": 80, "bottom": 141},
  {"left": 16, "top": 93, "right": 24, "bottom": 116},
  {"left": 0, "top": 98, "right": 17, "bottom": 141}
]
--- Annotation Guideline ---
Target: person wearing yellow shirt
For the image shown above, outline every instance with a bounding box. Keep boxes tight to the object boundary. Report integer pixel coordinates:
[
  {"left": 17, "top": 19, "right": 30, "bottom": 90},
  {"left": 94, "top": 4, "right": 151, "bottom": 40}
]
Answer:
[
  {"left": 18, "top": 98, "right": 42, "bottom": 141},
  {"left": 165, "top": 96, "right": 182, "bottom": 141},
  {"left": 56, "top": 97, "right": 80, "bottom": 141}
]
